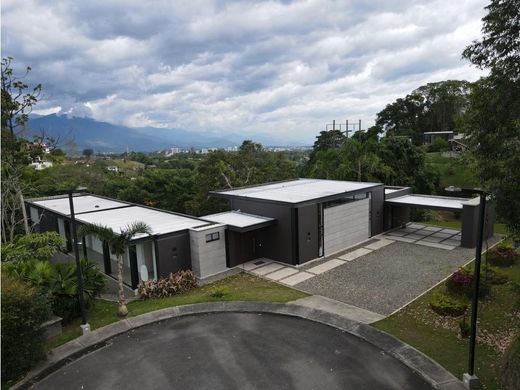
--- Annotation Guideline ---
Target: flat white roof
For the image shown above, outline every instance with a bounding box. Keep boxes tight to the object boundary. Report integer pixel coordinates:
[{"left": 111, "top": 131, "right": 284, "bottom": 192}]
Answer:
[
  {"left": 385, "top": 194, "right": 470, "bottom": 210},
  {"left": 31, "top": 195, "right": 127, "bottom": 215},
  {"left": 202, "top": 211, "right": 275, "bottom": 228},
  {"left": 77, "top": 206, "right": 208, "bottom": 238},
  {"left": 29, "top": 195, "right": 209, "bottom": 238},
  {"left": 214, "top": 179, "right": 381, "bottom": 204},
  {"left": 385, "top": 188, "right": 401, "bottom": 194}
]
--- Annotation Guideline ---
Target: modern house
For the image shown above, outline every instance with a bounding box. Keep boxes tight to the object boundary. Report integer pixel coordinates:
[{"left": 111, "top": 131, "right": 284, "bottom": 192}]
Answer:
[
  {"left": 27, "top": 195, "right": 226, "bottom": 289},
  {"left": 423, "top": 131, "right": 454, "bottom": 144},
  {"left": 26, "top": 178, "right": 494, "bottom": 290}
]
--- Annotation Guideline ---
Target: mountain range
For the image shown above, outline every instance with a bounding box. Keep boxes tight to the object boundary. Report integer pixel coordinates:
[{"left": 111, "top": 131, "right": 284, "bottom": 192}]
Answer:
[{"left": 27, "top": 114, "right": 302, "bottom": 153}]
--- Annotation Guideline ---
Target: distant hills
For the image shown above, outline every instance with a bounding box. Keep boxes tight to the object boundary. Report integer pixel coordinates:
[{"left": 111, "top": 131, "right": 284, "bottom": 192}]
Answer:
[
  {"left": 26, "top": 114, "right": 244, "bottom": 153},
  {"left": 27, "top": 114, "right": 308, "bottom": 153}
]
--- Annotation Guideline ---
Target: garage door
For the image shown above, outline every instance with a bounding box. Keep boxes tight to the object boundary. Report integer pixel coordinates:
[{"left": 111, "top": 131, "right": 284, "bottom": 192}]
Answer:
[{"left": 324, "top": 198, "right": 370, "bottom": 255}]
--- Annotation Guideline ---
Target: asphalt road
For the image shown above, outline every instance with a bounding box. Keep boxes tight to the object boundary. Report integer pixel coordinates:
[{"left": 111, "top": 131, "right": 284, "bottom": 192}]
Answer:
[{"left": 34, "top": 313, "right": 433, "bottom": 390}]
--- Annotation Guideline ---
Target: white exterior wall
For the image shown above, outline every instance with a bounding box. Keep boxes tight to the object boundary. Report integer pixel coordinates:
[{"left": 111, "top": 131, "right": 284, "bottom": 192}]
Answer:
[
  {"left": 324, "top": 198, "right": 370, "bottom": 255},
  {"left": 189, "top": 225, "right": 227, "bottom": 279}
]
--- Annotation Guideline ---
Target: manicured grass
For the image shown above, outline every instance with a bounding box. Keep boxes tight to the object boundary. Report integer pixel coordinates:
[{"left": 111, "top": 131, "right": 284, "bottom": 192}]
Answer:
[
  {"left": 374, "top": 257, "right": 520, "bottom": 390},
  {"left": 46, "top": 273, "right": 307, "bottom": 350}
]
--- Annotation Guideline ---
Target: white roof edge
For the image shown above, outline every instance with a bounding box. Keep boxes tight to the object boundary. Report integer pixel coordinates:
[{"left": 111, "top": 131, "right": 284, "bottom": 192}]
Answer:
[
  {"left": 203, "top": 210, "right": 275, "bottom": 221},
  {"left": 189, "top": 223, "right": 225, "bottom": 232}
]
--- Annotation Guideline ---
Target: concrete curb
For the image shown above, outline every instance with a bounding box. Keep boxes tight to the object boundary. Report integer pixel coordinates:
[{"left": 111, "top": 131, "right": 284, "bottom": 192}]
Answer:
[{"left": 14, "top": 301, "right": 465, "bottom": 390}]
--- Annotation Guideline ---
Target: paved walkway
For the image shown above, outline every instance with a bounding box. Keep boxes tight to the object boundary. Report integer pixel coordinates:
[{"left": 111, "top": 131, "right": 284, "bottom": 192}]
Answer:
[
  {"left": 383, "top": 223, "right": 461, "bottom": 250},
  {"left": 290, "top": 295, "right": 385, "bottom": 324},
  {"left": 242, "top": 237, "right": 396, "bottom": 288}
]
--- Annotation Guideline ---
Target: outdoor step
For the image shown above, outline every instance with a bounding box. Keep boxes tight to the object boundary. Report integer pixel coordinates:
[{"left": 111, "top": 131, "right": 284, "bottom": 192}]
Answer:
[
  {"left": 307, "top": 259, "right": 346, "bottom": 274},
  {"left": 280, "top": 272, "right": 315, "bottom": 286},
  {"left": 338, "top": 247, "right": 373, "bottom": 261}
]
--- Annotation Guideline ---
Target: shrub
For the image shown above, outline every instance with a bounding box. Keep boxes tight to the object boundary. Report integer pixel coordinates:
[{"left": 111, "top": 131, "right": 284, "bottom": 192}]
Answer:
[
  {"left": 446, "top": 267, "right": 490, "bottom": 298},
  {"left": 138, "top": 270, "right": 197, "bottom": 299},
  {"left": 501, "top": 335, "right": 520, "bottom": 390},
  {"left": 1, "top": 275, "right": 51, "bottom": 386},
  {"left": 481, "top": 265, "right": 509, "bottom": 285},
  {"left": 2, "top": 259, "right": 106, "bottom": 323},
  {"left": 446, "top": 268, "right": 474, "bottom": 296},
  {"left": 1, "top": 232, "right": 64, "bottom": 263},
  {"left": 430, "top": 292, "right": 468, "bottom": 316},
  {"left": 487, "top": 247, "right": 519, "bottom": 267},
  {"left": 209, "top": 287, "right": 227, "bottom": 299}
]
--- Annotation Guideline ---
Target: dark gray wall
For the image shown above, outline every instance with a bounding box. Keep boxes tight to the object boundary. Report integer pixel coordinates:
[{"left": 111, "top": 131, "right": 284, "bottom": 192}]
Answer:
[
  {"left": 384, "top": 205, "right": 411, "bottom": 231},
  {"left": 297, "top": 205, "right": 319, "bottom": 264},
  {"left": 155, "top": 232, "right": 192, "bottom": 277},
  {"left": 231, "top": 199, "right": 294, "bottom": 264},
  {"left": 38, "top": 210, "right": 59, "bottom": 233},
  {"left": 370, "top": 187, "right": 385, "bottom": 236},
  {"left": 461, "top": 200, "right": 495, "bottom": 248},
  {"left": 226, "top": 227, "right": 271, "bottom": 267}
]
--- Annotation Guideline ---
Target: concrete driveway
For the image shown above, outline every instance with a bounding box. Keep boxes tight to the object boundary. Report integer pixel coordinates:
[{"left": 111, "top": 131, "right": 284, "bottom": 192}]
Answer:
[{"left": 34, "top": 312, "right": 433, "bottom": 390}]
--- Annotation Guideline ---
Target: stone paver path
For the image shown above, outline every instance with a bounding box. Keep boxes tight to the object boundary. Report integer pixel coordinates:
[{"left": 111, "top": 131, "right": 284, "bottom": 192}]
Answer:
[
  {"left": 383, "top": 224, "right": 462, "bottom": 250},
  {"left": 242, "top": 236, "right": 395, "bottom": 288}
]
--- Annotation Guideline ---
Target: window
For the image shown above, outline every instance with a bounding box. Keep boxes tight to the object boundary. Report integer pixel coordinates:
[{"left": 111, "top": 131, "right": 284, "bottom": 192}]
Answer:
[{"left": 205, "top": 232, "right": 220, "bottom": 242}]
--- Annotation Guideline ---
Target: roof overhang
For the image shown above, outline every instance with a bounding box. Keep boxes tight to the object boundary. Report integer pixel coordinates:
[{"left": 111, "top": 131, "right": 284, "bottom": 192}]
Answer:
[
  {"left": 201, "top": 211, "right": 276, "bottom": 233},
  {"left": 384, "top": 194, "right": 472, "bottom": 211}
]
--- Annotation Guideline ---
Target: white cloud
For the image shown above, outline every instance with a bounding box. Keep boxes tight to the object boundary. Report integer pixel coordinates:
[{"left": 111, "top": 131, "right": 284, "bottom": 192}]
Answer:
[{"left": 1, "top": 0, "right": 488, "bottom": 144}]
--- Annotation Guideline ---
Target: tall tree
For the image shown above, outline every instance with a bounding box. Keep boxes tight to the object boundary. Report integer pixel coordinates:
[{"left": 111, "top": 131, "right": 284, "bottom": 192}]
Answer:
[
  {"left": 462, "top": 0, "right": 520, "bottom": 235},
  {"left": 79, "top": 222, "right": 151, "bottom": 317},
  {"left": 462, "top": 0, "right": 520, "bottom": 80},
  {"left": 375, "top": 80, "right": 471, "bottom": 144},
  {"left": 1, "top": 57, "right": 43, "bottom": 242}
]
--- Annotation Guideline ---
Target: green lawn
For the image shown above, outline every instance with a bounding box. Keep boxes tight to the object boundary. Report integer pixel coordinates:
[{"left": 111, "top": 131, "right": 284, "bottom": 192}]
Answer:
[
  {"left": 374, "top": 258, "right": 520, "bottom": 390},
  {"left": 425, "top": 152, "right": 478, "bottom": 188},
  {"left": 46, "top": 272, "right": 307, "bottom": 350}
]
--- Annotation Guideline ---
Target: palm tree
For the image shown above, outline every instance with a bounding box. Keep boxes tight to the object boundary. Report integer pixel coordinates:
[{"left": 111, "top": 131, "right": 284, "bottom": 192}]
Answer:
[{"left": 78, "top": 222, "right": 151, "bottom": 317}]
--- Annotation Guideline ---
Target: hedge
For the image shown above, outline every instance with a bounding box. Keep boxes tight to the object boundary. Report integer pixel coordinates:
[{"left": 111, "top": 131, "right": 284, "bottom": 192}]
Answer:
[{"left": 1, "top": 275, "right": 51, "bottom": 386}]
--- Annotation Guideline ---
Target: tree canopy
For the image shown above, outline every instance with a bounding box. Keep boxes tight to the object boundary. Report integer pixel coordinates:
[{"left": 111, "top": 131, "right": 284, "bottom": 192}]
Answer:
[
  {"left": 462, "top": 0, "right": 520, "bottom": 80},
  {"left": 375, "top": 80, "right": 472, "bottom": 144},
  {"left": 462, "top": 0, "right": 520, "bottom": 235}
]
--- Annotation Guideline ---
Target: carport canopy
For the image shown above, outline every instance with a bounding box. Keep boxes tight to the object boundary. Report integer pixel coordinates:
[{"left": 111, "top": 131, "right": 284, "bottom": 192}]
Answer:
[
  {"left": 385, "top": 194, "right": 473, "bottom": 212},
  {"left": 202, "top": 211, "right": 276, "bottom": 232}
]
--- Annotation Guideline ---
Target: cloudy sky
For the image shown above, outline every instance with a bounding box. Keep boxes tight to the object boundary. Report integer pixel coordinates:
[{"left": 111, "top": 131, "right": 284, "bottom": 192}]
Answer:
[{"left": 2, "top": 0, "right": 488, "bottom": 143}]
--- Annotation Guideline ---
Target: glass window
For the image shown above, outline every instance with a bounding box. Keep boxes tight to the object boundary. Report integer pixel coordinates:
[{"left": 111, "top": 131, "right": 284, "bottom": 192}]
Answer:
[{"left": 205, "top": 232, "right": 220, "bottom": 242}]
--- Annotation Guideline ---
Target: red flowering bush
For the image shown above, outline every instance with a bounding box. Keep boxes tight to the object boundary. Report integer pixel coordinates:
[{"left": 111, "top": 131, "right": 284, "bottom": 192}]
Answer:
[
  {"left": 446, "top": 268, "right": 474, "bottom": 297},
  {"left": 138, "top": 270, "right": 197, "bottom": 299},
  {"left": 446, "top": 267, "right": 489, "bottom": 298}
]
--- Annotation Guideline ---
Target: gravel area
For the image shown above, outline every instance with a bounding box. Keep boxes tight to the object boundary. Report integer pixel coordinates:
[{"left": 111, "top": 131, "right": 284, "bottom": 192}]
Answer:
[{"left": 296, "top": 237, "right": 501, "bottom": 316}]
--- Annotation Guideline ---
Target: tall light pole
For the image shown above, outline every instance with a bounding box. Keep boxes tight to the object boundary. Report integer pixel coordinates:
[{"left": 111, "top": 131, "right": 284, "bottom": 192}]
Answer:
[
  {"left": 445, "top": 186, "right": 488, "bottom": 389},
  {"left": 68, "top": 188, "right": 90, "bottom": 334}
]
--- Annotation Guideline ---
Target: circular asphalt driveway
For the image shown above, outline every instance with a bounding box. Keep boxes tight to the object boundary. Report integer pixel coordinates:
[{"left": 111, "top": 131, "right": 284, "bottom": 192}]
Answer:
[{"left": 34, "top": 313, "right": 433, "bottom": 390}]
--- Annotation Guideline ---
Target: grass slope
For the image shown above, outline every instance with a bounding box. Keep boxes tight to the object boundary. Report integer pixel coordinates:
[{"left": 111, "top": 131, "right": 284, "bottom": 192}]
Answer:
[{"left": 425, "top": 152, "right": 478, "bottom": 188}]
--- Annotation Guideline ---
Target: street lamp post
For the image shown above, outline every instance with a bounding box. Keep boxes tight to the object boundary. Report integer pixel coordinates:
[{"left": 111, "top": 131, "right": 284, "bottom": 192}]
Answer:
[
  {"left": 445, "top": 186, "right": 487, "bottom": 390},
  {"left": 68, "top": 188, "right": 90, "bottom": 334}
]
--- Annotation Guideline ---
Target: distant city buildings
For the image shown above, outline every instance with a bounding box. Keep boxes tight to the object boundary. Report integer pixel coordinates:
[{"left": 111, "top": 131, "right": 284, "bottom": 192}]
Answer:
[{"left": 160, "top": 145, "right": 310, "bottom": 155}]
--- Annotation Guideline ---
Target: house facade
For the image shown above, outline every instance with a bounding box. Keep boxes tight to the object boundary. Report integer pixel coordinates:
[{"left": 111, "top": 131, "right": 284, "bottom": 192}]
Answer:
[{"left": 27, "top": 178, "right": 494, "bottom": 290}]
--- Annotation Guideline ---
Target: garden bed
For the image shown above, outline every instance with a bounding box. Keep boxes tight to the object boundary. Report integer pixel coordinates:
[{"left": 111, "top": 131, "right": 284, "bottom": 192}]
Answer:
[{"left": 374, "top": 247, "right": 520, "bottom": 390}]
